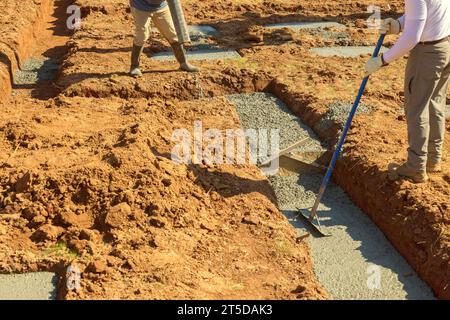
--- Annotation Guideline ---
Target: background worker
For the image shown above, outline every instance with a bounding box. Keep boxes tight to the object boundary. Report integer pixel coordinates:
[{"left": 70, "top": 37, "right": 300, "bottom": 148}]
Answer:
[
  {"left": 365, "top": 0, "right": 450, "bottom": 183},
  {"left": 129, "top": 0, "right": 199, "bottom": 77}
]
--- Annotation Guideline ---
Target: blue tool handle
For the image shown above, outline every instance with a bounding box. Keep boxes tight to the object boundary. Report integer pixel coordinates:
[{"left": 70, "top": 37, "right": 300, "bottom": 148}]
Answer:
[{"left": 310, "top": 34, "right": 386, "bottom": 216}]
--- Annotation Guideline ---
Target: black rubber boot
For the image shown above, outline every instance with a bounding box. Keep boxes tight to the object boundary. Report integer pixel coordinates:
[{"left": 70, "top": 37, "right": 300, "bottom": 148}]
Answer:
[
  {"left": 171, "top": 43, "right": 200, "bottom": 73},
  {"left": 130, "top": 44, "right": 144, "bottom": 77}
]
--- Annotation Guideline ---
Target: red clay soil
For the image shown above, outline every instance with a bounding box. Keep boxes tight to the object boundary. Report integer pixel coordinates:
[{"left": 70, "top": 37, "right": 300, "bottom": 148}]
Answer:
[
  {"left": 0, "top": 0, "right": 449, "bottom": 299},
  {"left": 0, "top": 0, "right": 327, "bottom": 299},
  {"left": 59, "top": 0, "right": 448, "bottom": 298}
]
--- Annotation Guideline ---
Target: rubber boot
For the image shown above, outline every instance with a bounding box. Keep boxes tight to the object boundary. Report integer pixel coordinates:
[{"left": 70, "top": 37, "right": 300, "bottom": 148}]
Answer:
[
  {"left": 130, "top": 44, "right": 144, "bottom": 77},
  {"left": 171, "top": 43, "right": 200, "bottom": 73},
  {"left": 388, "top": 162, "right": 429, "bottom": 183}
]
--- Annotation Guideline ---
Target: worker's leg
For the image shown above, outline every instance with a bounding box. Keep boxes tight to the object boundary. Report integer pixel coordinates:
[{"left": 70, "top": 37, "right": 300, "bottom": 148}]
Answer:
[
  {"left": 151, "top": 6, "right": 178, "bottom": 44},
  {"left": 151, "top": 6, "right": 199, "bottom": 72},
  {"left": 390, "top": 45, "right": 443, "bottom": 182},
  {"left": 404, "top": 45, "right": 443, "bottom": 173},
  {"left": 130, "top": 7, "right": 152, "bottom": 77},
  {"left": 428, "top": 41, "right": 450, "bottom": 171}
]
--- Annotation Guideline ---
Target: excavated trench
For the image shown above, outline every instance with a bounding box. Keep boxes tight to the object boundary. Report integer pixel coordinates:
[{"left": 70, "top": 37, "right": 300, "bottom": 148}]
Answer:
[{"left": 226, "top": 91, "right": 435, "bottom": 299}]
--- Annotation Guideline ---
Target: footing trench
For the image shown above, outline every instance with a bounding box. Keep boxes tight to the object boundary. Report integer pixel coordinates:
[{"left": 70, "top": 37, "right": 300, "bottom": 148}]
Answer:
[
  {"left": 0, "top": 0, "right": 449, "bottom": 300},
  {"left": 228, "top": 93, "right": 435, "bottom": 300}
]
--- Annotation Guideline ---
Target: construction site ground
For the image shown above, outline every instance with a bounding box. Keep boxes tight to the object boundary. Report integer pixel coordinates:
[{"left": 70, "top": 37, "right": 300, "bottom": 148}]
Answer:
[{"left": 0, "top": 0, "right": 448, "bottom": 300}]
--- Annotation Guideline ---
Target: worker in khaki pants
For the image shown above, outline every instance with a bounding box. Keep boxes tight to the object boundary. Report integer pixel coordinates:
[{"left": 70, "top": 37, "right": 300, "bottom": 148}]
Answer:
[
  {"left": 129, "top": 0, "right": 199, "bottom": 77},
  {"left": 365, "top": 0, "right": 450, "bottom": 183}
]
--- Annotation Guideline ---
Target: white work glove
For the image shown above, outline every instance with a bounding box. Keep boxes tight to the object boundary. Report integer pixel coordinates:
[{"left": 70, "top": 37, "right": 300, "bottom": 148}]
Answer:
[
  {"left": 364, "top": 55, "right": 384, "bottom": 77},
  {"left": 379, "top": 18, "right": 401, "bottom": 35}
]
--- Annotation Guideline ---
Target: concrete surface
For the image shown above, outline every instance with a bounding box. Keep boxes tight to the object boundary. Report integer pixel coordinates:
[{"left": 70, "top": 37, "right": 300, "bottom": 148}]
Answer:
[
  {"left": 316, "top": 101, "right": 372, "bottom": 133},
  {"left": 227, "top": 93, "right": 325, "bottom": 152},
  {"left": 152, "top": 25, "right": 218, "bottom": 37},
  {"left": 152, "top": 25, "right": 219, "bottom": 48},
  {"left": 229, "top": 92, "right": 435, "bottom": 300},
  {"left": 187, "top": 25, "right": 219, "bottom": 37},
  {"left": 310, "top": 46, "right": 388, "bottom": 58},
  {"left": 152, "top": 49, "right": 241, "bottom": 61},
  {"left": 0, "top": 272, "right": 58, "bottom": 300},
  {"left": 266, "top": 21, "right": 346, "bottom": 30},
  {"left": 14, "top": 57, "right": 58, "bottom": 85},
  {"left": 265, "top": 22, "right": 349, "bottom": 41}
]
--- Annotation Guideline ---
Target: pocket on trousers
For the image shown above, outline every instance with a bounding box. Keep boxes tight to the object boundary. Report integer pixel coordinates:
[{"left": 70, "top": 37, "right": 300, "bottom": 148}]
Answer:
[{"left": 408, "top": 76, "right": 414, "bottom": 95}]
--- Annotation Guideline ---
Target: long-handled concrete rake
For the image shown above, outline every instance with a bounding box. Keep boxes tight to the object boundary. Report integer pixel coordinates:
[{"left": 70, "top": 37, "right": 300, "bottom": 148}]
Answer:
[{"left": 298, "top": 34, "right": 386, "bottom": 237}]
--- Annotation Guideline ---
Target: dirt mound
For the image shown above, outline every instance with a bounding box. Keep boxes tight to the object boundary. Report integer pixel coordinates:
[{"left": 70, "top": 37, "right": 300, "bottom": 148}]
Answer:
[{"left": 0, "top": 93, "right": 326, "bottom": 299}]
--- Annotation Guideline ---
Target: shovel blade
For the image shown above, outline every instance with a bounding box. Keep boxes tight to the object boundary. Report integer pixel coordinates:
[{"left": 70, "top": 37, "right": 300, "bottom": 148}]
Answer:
[{"left": 297, "top": 209, "right": 331, "bottom": 237}]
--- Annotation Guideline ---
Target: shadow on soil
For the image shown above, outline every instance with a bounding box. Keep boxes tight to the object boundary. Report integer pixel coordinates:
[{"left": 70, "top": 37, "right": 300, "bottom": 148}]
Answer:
[{"left": 150, "top": 148, "right": 277, "bottom": 205}]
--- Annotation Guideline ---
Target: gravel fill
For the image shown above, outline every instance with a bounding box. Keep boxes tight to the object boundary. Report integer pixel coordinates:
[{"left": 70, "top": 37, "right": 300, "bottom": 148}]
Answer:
[
  {"left": 310, "top": 46, "right": 388, "bottom": 58},
  {"left": 316, "top": 100, "right": 372, "bottom": 133},
  {"left": 229, "top": 92, "right": 434, "bottom": 299},
  {"left": 265, "top": 22, "right": 349, "bottom": 42},
  {"left": 152, "top": 25, "right": 219, "bottom": 49},
  {"left": 0, "top": 272, "right": 57, "bottom": 300},
  {"left": 310, "top": 29, "right": 350, "bottom": 41},
  {"left": 226, "top": 92, "right": 326, "bottom": 152},
  {"left": 269, "top": 172, "right": 435, "bottom": 300},
  {"left": 265, "top": 22, "right": 346, "bottom": 30},
  {"left": 14, "top": 57, "right": 58, "bottom": 85}
]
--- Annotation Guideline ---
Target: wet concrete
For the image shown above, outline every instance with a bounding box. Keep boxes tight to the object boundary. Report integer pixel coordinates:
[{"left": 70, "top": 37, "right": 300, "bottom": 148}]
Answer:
[
  {"left": 310, "top": 46, "right": 388, "bottom": 58},
  {"left": 266, "top": 22, "right": 349, "bottom": 41},
  {"left": 315, "top": 101, "right": 372, "bottom": 133},
  {"left": 266, "top": 21, "right": 345, "bottom": 31},
  {"left": 227, "top": 93, "right": 325, "bottom": 152},
  {"left": 152, "top": 49, "right": 241, "bottom": 61},
  {"left": 228, "top": 92, "right": 435, "bottom": 300},
  {"left": 0, "top": 272, "right": 58, "bottom": 300},
  {"left": 151, "top": 24, "right": 241, "bottom": 60},
  {"left": 398, "top": 105, "right": 450, "bottom": 120},
  {"left": 152, "top": 25, "right": 219, "bottom": 48},
  {"left": 273, "top": 173, "right": 435, "bottom": 300},
  {"left": 152, "top": 25, "right": 219, "bottom": 38}
]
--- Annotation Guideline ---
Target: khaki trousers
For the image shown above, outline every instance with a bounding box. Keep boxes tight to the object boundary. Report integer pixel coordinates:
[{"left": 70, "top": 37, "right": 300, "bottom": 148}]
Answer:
[
  {"left": 404, "top": 38, "right": 450, "bottom": 172},
  {"left": 131, "top": 6, "right": 178, "bottom": 47}
]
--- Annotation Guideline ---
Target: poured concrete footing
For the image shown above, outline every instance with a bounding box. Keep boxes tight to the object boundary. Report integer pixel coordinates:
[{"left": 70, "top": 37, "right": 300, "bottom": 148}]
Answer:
[
  {"left": 266, "top": 21, "right": 345, "bottom": 31},
  {"left": 186, "top": 25, "right": 219, "bottom": 37},
  {"left": 152, "top": 25, "right": 219, "bottom": 37},
  {"left": 152, "top": 25, "right": 218, "bottom": 48},
  {"left": 276, "top": 174, "right": 435, "bottom": 300},
  {"left": 152, "top": 49, "right": 241, "bottom": 61},
  {"left": 150, "top": 24, "right": 241, "bottom": 61},
  {"left": 0, "top": 272, "right": 58, "bottom": 300},
  {"left": 310, "top": 46, "right": 388, "bottom": 58},
  {"left": 266, "top": 22, "right": 349, "bottom": 41},
  {"left": 228, "top": 92, "right": 435, "bottom": 300}
]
